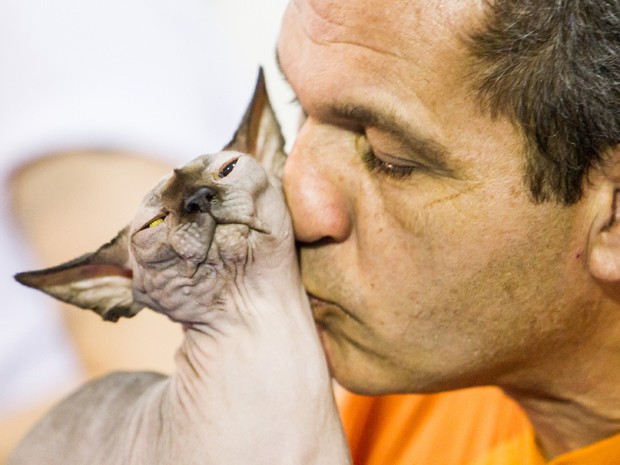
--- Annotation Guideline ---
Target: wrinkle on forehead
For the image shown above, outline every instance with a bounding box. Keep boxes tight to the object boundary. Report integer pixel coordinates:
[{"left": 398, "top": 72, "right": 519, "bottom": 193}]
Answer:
[
  {"left": 293, "top": 0, "right": 483, "bottom": 60},
  {"left": 292, "top": 0, "right": 405, "bottom": 58}
]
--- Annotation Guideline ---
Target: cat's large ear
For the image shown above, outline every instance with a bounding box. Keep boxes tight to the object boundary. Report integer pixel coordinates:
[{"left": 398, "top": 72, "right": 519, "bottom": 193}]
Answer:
[
  {"left": 14, "top": 227, "right": 142, "bottom": 322},
  {"left": 225, "top": 67, "right": 287, "bottom": 178}
]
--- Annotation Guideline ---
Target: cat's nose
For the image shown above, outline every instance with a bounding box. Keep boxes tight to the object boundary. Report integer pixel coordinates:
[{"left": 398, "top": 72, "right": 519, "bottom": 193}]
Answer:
[{"left": 183, "top": 186, "right": 217, "bottom": 214}]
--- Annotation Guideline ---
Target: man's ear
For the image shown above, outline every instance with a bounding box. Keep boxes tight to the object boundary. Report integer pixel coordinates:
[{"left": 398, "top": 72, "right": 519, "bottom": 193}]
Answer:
[
  {"left": 588, "top": 146, "right": 620, "bottom": 282},
  {"left": 14, "top": 227, "right": 142, "bottom": 322},
  {"left": 225, "top": 67, "right": 287, "bottom": 178}
]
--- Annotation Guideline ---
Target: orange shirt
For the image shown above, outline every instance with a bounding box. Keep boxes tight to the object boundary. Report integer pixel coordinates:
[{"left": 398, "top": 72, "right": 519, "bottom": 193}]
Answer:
[{"left": 337, "top": 387, "right": 620, "bottom": 465}]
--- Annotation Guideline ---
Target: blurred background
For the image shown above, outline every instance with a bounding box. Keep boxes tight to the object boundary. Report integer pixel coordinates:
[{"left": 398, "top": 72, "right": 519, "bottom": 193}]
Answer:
[{"left": 0, "top": 0, "right": 297, "bottom": 460}]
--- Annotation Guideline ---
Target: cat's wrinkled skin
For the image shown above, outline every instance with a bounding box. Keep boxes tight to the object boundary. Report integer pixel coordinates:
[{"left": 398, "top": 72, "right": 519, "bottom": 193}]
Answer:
[
  {"left": 129, "top": 150, "right": 286, "bottom": 328},
  {"left": 9, "top": 71, "right": 351, "bottom": 465}
]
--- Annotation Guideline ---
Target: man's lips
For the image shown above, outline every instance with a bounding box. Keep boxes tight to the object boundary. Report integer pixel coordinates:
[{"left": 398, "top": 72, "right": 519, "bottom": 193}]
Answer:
[
  {"left": 307, "top": 294, "right": 336, "bottom": 322},
  {"left": 307, "top": 293, "right": 363, "bottom": 325}
]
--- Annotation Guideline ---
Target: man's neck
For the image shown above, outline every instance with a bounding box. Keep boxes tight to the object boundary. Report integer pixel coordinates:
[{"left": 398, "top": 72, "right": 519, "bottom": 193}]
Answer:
[
  {"left": 502, "top": 317, "right": 620, "bottom": 459},
  {"left": 512, "top": 391, "right": 620, "bottom": 459}
]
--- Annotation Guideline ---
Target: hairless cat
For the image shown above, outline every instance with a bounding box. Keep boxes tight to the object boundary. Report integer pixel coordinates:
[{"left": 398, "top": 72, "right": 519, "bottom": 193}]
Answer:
[{"left": 9, "top": 71, "right": 351, "bottom": 465}]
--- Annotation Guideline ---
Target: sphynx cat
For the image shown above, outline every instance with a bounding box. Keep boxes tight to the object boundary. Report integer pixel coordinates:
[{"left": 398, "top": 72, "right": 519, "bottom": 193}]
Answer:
[{"left": 9, "top": 71, "right": 351, "bottom": 465}]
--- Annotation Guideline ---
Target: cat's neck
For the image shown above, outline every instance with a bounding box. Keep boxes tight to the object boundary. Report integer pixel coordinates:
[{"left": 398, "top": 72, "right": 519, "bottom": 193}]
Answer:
[{"left": 160, "top": 290, "right": 345, "bottom": 465}]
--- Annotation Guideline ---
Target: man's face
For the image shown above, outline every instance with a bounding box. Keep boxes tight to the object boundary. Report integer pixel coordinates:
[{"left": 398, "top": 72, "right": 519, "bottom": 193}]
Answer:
[{"left": 277, "top": 0, "right": 598, "bottom": 394}]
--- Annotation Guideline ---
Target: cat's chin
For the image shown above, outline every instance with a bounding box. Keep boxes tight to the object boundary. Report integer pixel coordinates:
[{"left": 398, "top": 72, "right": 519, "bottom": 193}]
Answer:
[
  {"left": 176, "top": 321, "right": 200, "bottom": 333},
  {"left": 155, "top": 299, "right": 222, "bottom": 328}
]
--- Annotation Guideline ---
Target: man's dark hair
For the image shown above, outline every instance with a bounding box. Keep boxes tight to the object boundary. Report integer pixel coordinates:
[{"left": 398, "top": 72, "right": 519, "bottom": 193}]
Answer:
[{"left": 467, "top": 0, "right": 620, "bottom": 205}]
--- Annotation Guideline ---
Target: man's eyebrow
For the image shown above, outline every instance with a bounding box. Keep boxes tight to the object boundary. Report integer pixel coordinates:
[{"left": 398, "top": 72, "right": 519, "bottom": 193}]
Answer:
[
  {"left": 275, "top": 51, "right": 452, "bottom": 171},
  {"left": 334, "top": 104, "right": 451, "bottom": 170}
]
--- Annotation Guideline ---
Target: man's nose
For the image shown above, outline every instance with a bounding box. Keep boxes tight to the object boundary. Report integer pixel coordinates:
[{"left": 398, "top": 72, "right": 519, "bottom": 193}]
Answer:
[{"left": 283, "top": 122, "right": 352, "bottom": 243}]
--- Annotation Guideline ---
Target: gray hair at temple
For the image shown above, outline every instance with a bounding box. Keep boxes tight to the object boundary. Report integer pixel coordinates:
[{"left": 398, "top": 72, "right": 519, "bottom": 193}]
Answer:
[{"left": 467, "top": 0, "right": 620, "bottom": 205}]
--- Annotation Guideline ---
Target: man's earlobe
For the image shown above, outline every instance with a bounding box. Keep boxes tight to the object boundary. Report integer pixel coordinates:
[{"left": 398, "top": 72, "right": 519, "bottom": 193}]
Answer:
[{"left": 588, "top": 147, "right": 620, "bottom": 282}]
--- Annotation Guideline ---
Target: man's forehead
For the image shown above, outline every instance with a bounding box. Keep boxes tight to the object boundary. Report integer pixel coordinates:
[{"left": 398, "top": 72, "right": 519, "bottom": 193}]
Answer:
[
  {"left": 293, "top": 0, "right": 486, "bottom": 52},
  {"left": 279, "top": 0, "right": 488, "bottom": 96},
  {"left": 278, "top": 0, "right": 496, "bottom": 157}
]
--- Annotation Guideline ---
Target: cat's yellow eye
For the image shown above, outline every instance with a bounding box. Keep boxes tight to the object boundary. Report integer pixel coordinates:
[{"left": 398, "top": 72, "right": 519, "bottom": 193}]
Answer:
[{"left": 149, "top": 218, "right": 165, "bottom": 228}]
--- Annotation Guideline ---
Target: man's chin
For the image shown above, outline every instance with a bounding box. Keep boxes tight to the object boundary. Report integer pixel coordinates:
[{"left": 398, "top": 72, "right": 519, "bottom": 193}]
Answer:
[
  {"left": 314, "top": 321, "right": 337, "bottom": 377},
  {"left": 309, "top": 299, "right": 415, "bottom": 395},
  {"left": 314, "top": 324, "right": 386, "bottom": 395},
  {"left": 332, "top": 373, "right": 399, "bottom": 396}
]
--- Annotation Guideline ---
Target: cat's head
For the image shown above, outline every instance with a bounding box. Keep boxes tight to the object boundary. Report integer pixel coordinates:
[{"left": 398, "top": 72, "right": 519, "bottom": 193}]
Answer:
[{"left": 15, "top": 69, "right": 288, "bottom": 323}]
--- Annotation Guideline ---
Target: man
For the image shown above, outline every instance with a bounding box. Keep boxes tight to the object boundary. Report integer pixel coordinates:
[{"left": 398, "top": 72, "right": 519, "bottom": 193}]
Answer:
[{"left": 277, "top": 0, "right": 620, "bottom": 462}]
